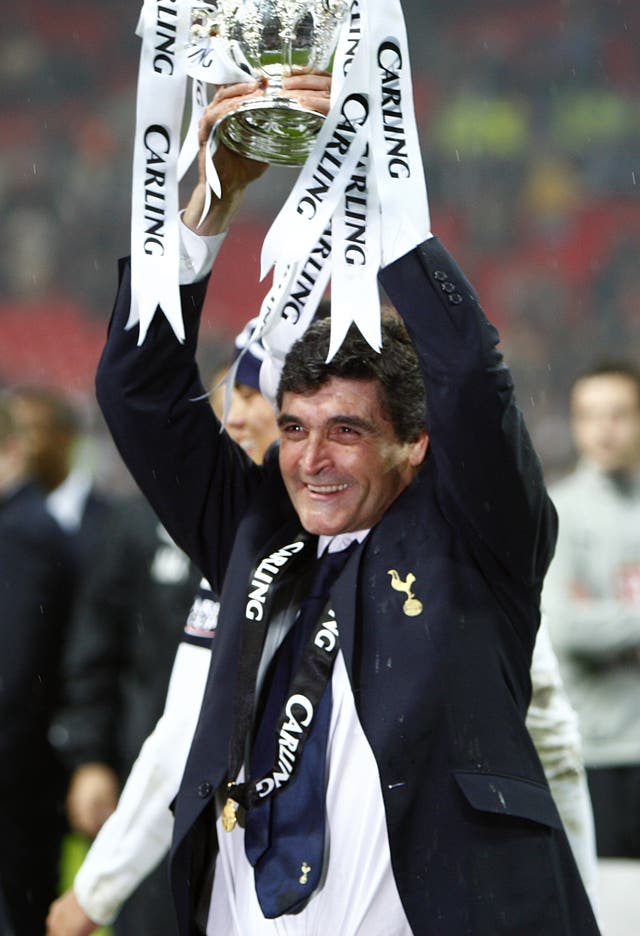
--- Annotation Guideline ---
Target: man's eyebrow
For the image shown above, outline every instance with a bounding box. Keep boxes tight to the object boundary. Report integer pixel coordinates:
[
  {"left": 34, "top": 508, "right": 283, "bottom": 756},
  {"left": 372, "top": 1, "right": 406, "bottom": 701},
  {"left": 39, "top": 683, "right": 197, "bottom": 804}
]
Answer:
[
  {"left": 277, "top": 412, "right": 376, "bottom": 432},
  {"left": 327, "top": 415, "right": 376, "bottom": 432},
  {"left": 277, "top": 412, "right": 302, "bottom": 428}
]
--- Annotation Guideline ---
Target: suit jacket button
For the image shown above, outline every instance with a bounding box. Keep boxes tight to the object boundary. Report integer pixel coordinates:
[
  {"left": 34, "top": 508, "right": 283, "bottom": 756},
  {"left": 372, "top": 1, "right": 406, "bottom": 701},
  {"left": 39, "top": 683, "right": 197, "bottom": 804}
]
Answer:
[
  {"left": 441, "top": 281, "right": 455, "bottom": 294},
  {"left": 433, "top": 270, "right": 447, "bottom": 281},
  {"left": 198, "top": 781, "right": 213, "bottom": 798},
  {"left": 448, "top": 292, "right": 463, "bottom": 305}
]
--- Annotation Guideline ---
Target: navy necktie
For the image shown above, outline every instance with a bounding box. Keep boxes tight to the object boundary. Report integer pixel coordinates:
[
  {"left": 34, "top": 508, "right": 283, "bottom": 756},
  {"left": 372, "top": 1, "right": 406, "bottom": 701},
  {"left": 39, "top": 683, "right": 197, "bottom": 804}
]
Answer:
[{"left": 244, "top": 542, "right": 356, "bottom": 918}]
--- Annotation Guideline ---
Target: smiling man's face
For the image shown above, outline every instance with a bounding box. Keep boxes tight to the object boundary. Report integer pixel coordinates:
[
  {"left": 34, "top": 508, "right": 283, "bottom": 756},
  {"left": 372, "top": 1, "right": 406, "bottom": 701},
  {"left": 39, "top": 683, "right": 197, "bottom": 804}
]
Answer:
[{"left": 278, "top": 376, "right": 428, "bottom": 536}]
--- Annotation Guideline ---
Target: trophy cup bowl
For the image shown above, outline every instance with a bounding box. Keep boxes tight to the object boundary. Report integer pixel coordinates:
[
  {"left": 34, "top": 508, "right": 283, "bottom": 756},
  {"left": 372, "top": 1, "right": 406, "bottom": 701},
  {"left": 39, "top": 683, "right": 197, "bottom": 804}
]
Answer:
[{"left": 191, "top": 0, "right": 348, "bottom": 166}]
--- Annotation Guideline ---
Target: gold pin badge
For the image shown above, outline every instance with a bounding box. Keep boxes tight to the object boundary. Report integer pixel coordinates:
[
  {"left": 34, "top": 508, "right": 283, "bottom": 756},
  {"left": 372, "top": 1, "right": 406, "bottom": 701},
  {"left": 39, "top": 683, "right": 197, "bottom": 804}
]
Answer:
[
  {"left": 221, "top": 797, "right": 238, "bottom": 833},
  {"left": 299, "top": 862, "right": 311, "bottom": 885},
  {"left": 388, "top": 569, "right": 423, "bottom": 617}
]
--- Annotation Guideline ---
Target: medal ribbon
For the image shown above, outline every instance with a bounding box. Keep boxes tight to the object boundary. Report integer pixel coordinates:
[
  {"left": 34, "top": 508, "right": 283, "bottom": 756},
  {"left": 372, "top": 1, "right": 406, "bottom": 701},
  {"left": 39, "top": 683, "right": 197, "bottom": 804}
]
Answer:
[
  {"left": 225, "top": 533, "right": 357, "bottom": 823},
  {"left": 227, "top": 600, "right": 340, "bottom": 812},
  {"left": 226, "top": 531, "right": 314, "bottom": 792}
]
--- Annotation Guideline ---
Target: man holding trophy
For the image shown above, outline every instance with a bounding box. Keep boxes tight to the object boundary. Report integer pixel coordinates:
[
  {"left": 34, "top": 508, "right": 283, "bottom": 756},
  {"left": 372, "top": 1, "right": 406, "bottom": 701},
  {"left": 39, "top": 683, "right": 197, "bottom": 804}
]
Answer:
[{"left": 93, "top": 0, "right": 600, "bottom": 933}]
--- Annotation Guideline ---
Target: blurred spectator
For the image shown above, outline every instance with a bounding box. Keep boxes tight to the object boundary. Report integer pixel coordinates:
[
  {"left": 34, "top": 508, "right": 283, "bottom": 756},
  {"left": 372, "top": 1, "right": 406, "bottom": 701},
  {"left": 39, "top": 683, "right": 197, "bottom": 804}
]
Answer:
[
  {"left": 526, "top": 618, "right": 599, "bottom": 911},
  {"left": 51, "top": 495, "right": 201, "bottom": 936},
  {"left": 0, "top": 394, "right": 75, "bottom": 935},
  {"left": 6, "top": 385, "right": 111, "bottom": 565},
  {"left": 5, "top": 379, "right": 202, "bottom": 936},
  {"left": 544, "top": 361, "right": 640, "bottom": 857}
]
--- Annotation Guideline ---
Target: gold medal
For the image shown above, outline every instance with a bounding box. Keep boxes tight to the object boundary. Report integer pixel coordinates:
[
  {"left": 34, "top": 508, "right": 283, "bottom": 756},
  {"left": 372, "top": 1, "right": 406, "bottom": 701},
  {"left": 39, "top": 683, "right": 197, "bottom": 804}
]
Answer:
[{"left": 221, "top": 797, "right": 238, "bottom": 832}]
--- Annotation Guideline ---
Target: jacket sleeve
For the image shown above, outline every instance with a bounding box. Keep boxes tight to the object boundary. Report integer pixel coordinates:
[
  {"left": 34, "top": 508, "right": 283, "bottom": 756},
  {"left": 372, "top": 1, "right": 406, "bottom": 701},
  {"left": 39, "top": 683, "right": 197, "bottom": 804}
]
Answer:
[
  {"left": 95, "top": 259, "right": 262, "bottom": 593},
  {"left": 379, "top": 236, "right": 557, "bottom": 589}
]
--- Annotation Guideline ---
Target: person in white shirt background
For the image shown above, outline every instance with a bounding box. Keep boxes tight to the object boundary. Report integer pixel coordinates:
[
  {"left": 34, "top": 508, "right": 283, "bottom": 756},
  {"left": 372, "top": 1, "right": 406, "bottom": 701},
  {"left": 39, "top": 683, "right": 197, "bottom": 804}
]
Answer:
[{"left": 543, "top": 362, "right": 640, "bottom": 860}]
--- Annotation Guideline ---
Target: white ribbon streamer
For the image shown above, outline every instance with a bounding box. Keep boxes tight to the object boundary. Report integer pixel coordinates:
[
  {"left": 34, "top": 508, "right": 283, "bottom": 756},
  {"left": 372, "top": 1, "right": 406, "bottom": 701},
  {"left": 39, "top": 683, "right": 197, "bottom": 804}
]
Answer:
[
  {"left": 259, "top": 45, "right": 371, "bottom": 280},
  {"left": 255, "top": 227, "right": 333, "bottom": 405},
  {"left": 129, "top": 0, "right": 191, "bottom": 343},
  {"left": 326, "top": 1, "right": 380, "bottom": 361},
  {"left": 256, "top": 0, "right": 430, "bottom": 367},
  {"left": 177, "top": 79, "right": 207, "bottom": 182},
  {"left": 369, "top": 0, "right": 431, "bottom": 266},
  {"left": 329, "top": 144, "right": 382, "bottom": 361},
  {"left": 185, "top": 34, "right": 256, "bottom": 84},
  {"left": 199, "top": 127, "right": 222, "bottom": 227}
]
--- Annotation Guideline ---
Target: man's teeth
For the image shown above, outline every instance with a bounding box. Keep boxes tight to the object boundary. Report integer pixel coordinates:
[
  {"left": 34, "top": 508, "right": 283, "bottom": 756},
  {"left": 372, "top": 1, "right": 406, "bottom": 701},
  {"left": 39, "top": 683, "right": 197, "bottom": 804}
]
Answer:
[{"left": 307, "top": 483, "right": 349, "bottom": 494}]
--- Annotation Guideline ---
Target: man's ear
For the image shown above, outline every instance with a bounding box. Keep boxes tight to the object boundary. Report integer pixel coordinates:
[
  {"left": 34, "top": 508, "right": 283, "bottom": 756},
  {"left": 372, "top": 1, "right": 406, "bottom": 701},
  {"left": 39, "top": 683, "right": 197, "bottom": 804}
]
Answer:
[{"left": 409, "top": 430, "right": 429, "bottom": 468}]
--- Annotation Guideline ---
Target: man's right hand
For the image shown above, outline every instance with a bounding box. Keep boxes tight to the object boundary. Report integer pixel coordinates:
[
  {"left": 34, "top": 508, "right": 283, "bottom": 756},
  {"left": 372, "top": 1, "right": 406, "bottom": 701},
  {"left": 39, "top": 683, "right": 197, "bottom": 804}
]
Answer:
[
  {"left": 182, "top": 72, "right": 332, "bottom": 236},
  {"left": 46, "top": 890, "right": 99, "bottom": 936},
  {"left": 182, "top": 80, "right": 270, "bottom": 236}
]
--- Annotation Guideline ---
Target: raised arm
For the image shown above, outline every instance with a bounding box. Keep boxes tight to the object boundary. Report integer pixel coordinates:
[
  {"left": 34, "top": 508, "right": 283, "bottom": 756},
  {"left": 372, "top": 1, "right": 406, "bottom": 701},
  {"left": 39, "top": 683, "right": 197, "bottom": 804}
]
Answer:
[
  {"left": 380, "top": 237, "right": 557, "bottom": 589},
  {"left": 95, "top": 83, "right": 268, "bottom": 587},
  {"left": 96, "top": 77, "right": 332, "bottom": 589}
]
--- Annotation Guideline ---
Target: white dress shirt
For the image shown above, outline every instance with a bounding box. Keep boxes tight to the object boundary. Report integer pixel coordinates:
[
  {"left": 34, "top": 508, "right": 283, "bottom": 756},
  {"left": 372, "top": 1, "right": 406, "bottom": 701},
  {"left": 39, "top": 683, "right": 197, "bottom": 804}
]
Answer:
[
  {"left": 208, "top": 654, "right": 412, "bottom": 936},
  {"left": 206, "top": 530, "right": 413, "bottom": 936}
]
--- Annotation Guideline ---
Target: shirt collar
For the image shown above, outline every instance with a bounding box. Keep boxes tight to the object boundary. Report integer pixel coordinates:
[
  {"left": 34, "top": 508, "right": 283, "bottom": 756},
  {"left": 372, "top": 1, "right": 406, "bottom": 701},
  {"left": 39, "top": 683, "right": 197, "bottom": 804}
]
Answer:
[
  {"left": 318, "top": 529, "right": 370, "bottom": 557},
  {"left": 46, "top": 467, "right": 92, "bottom": 533}
]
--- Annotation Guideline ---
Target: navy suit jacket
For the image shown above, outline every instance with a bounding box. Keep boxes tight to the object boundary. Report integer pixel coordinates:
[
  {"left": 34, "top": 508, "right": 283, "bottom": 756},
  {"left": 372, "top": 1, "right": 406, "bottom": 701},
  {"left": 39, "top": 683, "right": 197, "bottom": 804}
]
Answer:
[{"left": 96, "top": 238, "right": 600, "bottom": 935}]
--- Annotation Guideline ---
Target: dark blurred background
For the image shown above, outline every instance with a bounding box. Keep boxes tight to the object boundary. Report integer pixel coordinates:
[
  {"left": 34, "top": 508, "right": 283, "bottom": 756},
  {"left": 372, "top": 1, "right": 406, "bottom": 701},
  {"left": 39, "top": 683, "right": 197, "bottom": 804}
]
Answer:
[{"left": 2, "top": 0, "right": 639, "bottom": 482}]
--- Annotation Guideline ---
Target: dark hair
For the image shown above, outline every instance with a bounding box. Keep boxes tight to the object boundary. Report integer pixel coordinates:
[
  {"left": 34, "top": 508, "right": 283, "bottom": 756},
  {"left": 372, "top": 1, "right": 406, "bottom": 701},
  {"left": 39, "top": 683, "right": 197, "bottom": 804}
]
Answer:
[
  {"left": 277, "top": 311, "right": 426, "bottom": 443},
  {"left": 572, "top": 360, "right": 640, "bottom": 405},
  {"left": 8, "top": 385, "right": 81, "bottom": 435}
]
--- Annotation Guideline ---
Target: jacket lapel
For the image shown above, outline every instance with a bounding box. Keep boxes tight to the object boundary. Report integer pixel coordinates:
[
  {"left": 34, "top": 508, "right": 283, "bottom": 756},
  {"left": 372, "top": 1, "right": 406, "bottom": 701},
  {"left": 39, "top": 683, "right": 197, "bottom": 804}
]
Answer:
[{"left": 335, "top": 469, "right": 431, "bottom": 677}]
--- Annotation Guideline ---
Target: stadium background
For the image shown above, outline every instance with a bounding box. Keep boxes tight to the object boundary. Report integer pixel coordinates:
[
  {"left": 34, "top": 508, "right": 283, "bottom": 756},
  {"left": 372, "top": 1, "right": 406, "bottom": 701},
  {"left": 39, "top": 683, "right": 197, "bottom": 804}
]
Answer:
[
  {"left": 1, "top": 1, "right": 639, "bottom": 929},
  {"left": 2, "top": 0, "right": 639, "bottom": 481}
]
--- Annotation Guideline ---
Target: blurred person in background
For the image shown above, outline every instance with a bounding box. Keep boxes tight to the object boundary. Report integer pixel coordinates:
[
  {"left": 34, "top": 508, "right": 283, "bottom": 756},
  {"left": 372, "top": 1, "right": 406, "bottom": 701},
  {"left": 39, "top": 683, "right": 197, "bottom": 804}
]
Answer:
[
  {"left": 51, "top": 493, "right": 201, "bottom": 936},
  {"left": 0, "top": 394, "right": 75, "bottom": 936},
  {"left": 12, "top": 361, "right": 202, "bottom": 936},
  {"left": 526, "top": 617, "right": 599, "bottom": 912},
  {"left": 7, "top": 385, "right": 111, "bottom": 565},
  {"left": 47, "top": 329, "right": 279, "bottom": 936},
  {"left": 544, "top": 361, "right": 640, "bottom": 857}
]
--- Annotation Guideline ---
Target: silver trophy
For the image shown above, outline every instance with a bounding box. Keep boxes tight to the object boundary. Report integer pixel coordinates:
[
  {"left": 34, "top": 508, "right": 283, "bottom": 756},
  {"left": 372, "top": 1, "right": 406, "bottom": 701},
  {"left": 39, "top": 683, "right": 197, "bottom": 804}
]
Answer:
[{"left": 190, "top": 0, "right": 348, "bottom": 165}]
